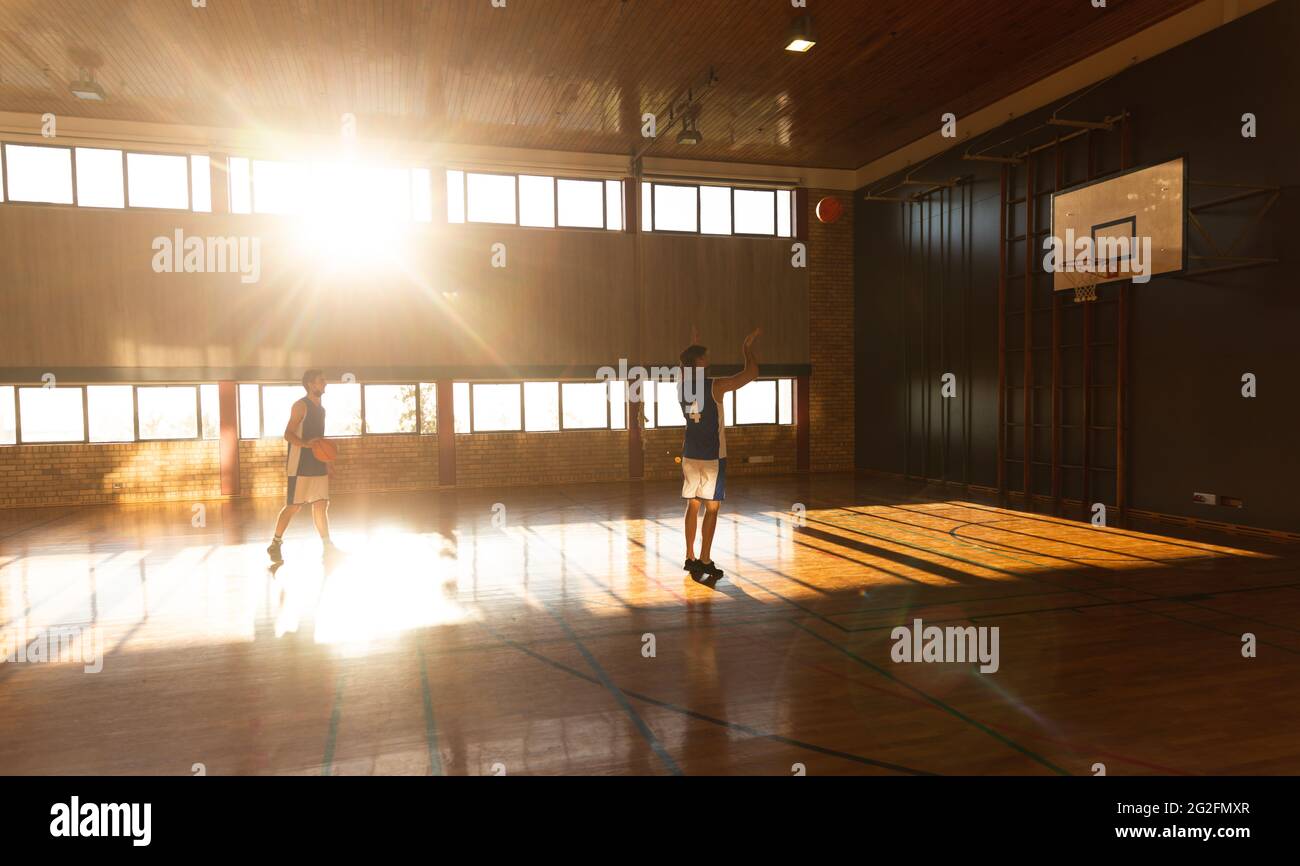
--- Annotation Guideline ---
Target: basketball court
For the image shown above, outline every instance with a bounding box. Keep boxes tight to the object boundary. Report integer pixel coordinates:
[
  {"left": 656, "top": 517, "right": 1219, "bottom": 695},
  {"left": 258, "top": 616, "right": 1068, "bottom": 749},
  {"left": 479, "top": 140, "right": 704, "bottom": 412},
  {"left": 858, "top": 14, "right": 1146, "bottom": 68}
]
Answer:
[{"left": 0, "top": 0, "right": 1296, "bottom": 784}]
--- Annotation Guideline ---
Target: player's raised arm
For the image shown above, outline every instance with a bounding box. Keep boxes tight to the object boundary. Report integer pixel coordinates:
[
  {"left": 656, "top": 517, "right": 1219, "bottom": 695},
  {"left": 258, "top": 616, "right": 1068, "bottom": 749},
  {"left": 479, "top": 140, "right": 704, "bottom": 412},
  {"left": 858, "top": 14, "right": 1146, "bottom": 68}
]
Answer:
[{"left": 712, "top": 327, "right": 762, "bottom": 399}]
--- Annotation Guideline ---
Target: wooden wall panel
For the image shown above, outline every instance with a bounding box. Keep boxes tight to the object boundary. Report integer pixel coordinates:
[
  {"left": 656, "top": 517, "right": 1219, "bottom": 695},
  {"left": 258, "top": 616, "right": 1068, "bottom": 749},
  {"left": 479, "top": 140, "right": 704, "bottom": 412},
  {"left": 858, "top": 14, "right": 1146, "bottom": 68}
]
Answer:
[
  {"left": 0, "top": 206, "right": 807, "bottom": 377},
  {"left": 638, "top": 234, "right": 808, "bottom": 367}
]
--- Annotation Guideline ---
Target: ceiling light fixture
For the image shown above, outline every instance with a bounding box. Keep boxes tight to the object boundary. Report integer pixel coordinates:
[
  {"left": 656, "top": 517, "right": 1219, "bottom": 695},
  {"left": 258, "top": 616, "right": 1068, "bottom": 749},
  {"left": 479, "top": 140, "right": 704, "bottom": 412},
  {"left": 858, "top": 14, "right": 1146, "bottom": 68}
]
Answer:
[
  {"left": 69, "top": 68, "right": 105, "bottom": 102},
  {"left": 785, "top": 13, "right": 816, "bottom": 53},
  {"left": 677, "top": 115, "right": 702, "bottom": 146}
]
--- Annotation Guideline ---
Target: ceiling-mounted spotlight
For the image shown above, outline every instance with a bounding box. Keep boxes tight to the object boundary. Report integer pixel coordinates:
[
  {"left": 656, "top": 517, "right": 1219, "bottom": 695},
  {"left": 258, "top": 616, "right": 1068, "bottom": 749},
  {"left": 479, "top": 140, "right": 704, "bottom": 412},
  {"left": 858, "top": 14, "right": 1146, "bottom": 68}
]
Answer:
[
  {"left": 785, "top": 13, "right": 816, "bottom": 53},
  {"left": 677, "top": 115, "right": 702, "bottom": 146},
  {"left": 69, "top": 68, "right": 105, "bottom": 101}
]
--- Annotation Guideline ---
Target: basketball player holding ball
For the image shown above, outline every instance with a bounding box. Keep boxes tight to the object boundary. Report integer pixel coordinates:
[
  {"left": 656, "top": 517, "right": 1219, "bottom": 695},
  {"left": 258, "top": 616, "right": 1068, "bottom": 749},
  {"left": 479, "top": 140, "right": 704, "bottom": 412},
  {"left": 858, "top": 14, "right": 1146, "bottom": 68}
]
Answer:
[{"left": 267, "top": 369, "right": 338, "bottom": 562}]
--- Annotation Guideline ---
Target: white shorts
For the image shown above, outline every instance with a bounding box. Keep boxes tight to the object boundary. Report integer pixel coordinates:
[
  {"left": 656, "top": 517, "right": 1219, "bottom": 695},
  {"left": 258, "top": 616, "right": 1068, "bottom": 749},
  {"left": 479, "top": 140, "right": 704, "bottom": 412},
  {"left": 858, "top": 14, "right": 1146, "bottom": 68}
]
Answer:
[
  {"left": 681, "top": 457, "right": 726, "bottom": 502},
  {"left": 287, "top": 475, "right": 330, "bottom": 505}
]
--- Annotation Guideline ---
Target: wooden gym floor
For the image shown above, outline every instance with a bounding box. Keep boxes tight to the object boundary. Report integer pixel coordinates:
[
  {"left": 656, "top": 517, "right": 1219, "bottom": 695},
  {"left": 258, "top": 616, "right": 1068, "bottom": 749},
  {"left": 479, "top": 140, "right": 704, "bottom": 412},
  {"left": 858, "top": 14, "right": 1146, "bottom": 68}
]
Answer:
[{"left": 1, "top": 474, "right": 1297, "bottom": 776}]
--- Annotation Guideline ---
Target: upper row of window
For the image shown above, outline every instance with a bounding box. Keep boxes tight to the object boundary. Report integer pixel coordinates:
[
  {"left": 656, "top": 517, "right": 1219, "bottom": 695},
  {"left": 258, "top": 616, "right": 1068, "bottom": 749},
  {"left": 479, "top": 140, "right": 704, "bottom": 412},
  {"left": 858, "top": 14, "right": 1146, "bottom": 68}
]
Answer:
[
  {"left": 445, "top": 170, "right": 795, "bottom": 238},
  {"left": 0, "top": 143, "right": 209, "bottom": 210},
  {"left": 0, "top": 379, "right": 795, "bottom": 445},
  {"left": 0, "top": 142, "right": 795, "bottom": 239}
]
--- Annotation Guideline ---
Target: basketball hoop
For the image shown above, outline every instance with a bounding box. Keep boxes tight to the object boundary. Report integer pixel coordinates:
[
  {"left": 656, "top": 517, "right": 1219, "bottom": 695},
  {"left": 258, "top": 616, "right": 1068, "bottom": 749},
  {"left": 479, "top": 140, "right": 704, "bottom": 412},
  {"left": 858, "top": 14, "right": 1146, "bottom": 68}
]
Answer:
[{"left": 1058, "top": 267, "right": 1117, "bottom": 303}]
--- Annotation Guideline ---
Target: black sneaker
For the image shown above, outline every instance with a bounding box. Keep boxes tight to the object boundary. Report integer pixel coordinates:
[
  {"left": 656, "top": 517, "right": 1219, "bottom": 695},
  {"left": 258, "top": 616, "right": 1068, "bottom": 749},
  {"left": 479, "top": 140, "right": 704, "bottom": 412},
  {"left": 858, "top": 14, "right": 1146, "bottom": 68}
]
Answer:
[
  {"left": 267, "top": 539, "right": 284, "bottom": 563},
  {"left": 698, "top": 559, "right": 724, "bottom": 579}
]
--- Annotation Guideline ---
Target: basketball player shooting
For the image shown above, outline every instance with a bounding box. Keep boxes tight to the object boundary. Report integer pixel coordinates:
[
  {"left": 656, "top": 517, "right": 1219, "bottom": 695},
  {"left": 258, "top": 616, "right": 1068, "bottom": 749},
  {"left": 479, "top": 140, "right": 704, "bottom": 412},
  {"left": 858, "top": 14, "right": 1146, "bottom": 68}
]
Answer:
[
  {"left": 678, "top": 326, "right": 761, "bottom": 579},
  {"left": 267, "top": 369, "right": 337, "bottom": 562}
]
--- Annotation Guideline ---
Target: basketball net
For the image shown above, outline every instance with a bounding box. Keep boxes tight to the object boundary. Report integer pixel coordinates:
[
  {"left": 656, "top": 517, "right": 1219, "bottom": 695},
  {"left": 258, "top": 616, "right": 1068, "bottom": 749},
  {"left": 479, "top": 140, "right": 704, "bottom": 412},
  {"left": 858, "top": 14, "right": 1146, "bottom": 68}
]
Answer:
[{"left": 1058, "top": 265, "right": 1120, "bottom": 304}]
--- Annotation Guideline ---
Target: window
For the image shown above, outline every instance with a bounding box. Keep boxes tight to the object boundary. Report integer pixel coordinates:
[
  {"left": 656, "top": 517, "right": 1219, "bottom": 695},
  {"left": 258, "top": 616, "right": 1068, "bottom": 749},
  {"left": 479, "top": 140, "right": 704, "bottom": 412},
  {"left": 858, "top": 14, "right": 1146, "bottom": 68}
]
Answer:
[
  {"left": 605, "top": 180, "right": 624, "bottom": 232},
  {"left": 640, "top": 377, "right": 795, "bottom": 428},
  {"left": 453, "top": 382, "right": 471, "bottom": 433},
  {"left": 557, "top": 179, "right": 603, "bottom": 228},
  {"left": 261, "top": 386, "right": 303, "bottom": 438},
  {"left": 653, "top": 183, "right": 697, "bottom": 233},
  {"left": 519, "top": 175, "right": 555, "bottom": 228},
  {"left": 522, "top": 382, "right": 558, "bottom": 431},
  {"left": 446, "top": 170, "right": 465, "bottom": 224},
  {"left": 4, "top": 144, "right": 73, "bottom": 204},
  {"left": 252, "top": 159, "right": 307, "bottom": 214},
  {"left": 654, "top": 380, "right": 687, "bottom": 427},
  {"left": 733, "top": 379, "right": 777, "bottom": 425},
  {"left": 609, "top": 381, "right": 627, "bottom": 430},
  {"left": 200, "top": 384, "right": 220, "bottom": 439},
  {"left": 238, "top": 383, "right": 260, "bottom": 438},
  {"left": 412, "top": 169, "right": 433, "bottom": 223},
  {"left": 419, "top": 383, "right": 437, "bottom": 434},
  {"left": 449, "top": 170, "right": 624, "bottom": 230},
  {"left": 561, "top": 382, "right": 608, "bottom": 429},
  {"left": 229, "top": 157, "right": 252, "bottom": 214},
  {"left": 75, "top": 148, "right": 125, "bottom": 208},
  {"left": 700, "top": 186, "right": 731, "bottom": 235},
  {"left": 734, "top": 189, "right": 776, "bottom": 236},
  {"left": 87, "top": 385, "right": 134, "bottom": 442},
  {"left": 0, "top": 386, "right": 16, "bottom": 445},
  {"left": 472, "top": 383, "right": 522, "bottom": 432},
  {"left": 641, "top": 181, "right": 795, "bottom": 237},
  {"left": 137, "top": 386, "right": 198, "bottom": 439},
  {"left": 722, "top": 379, "right": 796, "bottom": 426},
  {"left": 127, "top": 152, "right": 189, "bottom": 209},
  {"left": 323, "top": 383, "right": 362, "bottom": 436},
  {"left": 18, "top": 387, "right": 84, "bottom": 443},
  {"left": 466, "top": 172, "right": 516, "bottom": 224},
  {"left": 363, "top": 384, "right": 417, "bottom": 434},
  {"left": 240, "top": 382, "right": 434, "bottom": 439},
  {"left": 191, "top": 155, "right": 212, "bottom": 213},
  {"left": 776, "top": 189, "right": 793, "bottom": 237}
]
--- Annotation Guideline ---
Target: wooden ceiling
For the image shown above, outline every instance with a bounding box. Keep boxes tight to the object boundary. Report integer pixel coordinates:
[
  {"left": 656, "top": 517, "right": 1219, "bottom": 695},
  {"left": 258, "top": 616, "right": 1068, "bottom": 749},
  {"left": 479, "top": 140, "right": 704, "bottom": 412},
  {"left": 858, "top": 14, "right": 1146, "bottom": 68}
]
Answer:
[{"left": 0, "top": 0, "right": 1203, "bottom": 169}]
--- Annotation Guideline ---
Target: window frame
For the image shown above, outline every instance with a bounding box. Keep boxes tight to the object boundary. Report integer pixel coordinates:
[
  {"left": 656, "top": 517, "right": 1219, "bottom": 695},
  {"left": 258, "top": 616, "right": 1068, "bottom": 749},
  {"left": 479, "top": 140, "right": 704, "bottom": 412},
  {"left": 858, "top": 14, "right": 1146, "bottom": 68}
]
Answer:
[
  {"left": 2, "top": 141, "right": 76, "bottom": 207},
  {"left": 360, "top": 381, "right": 424, "bottom": 436},
  {"left": 450, "top": 169, "right": 625, "bottom": 233},
  {"left": 0, "top": 383, "right": 228, "bottom": 446},
  {"left": 124, "top": 148, "right": 194, "bottom": 212},
  {"left": 640, "top": 377, "right": 796, "bottom": 428},
  {"left": 457, "top": 380, "right": 627, "bottom": 434},
  {"left": 0, "top": 141, "right": 213, "bottom": 213},
  {"left": 132, "top": 384, "right": 203, "bottom": 442},
  {"left": 642, "top": 180, "right": 796, "bottom": 239}
]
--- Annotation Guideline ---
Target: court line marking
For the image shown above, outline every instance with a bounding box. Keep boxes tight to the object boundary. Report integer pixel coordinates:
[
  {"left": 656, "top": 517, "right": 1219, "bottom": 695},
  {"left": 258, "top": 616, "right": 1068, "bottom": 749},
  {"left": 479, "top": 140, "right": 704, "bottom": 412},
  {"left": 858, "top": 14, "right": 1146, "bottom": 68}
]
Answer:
[
  {"left": 476, "top": 620, "right": 935, "bottom": 776},
  {"left": 321, "top": 669, "right": 347, "bottom": 776},
  {"left": 415, "top": 642, "right": 444, "bottom": 776},
  {"left": 790, "top": 619, "right": 1070, "bottom": 776},
  {"left": 509, "top": 524, "right": 682, "bottom": 776}
]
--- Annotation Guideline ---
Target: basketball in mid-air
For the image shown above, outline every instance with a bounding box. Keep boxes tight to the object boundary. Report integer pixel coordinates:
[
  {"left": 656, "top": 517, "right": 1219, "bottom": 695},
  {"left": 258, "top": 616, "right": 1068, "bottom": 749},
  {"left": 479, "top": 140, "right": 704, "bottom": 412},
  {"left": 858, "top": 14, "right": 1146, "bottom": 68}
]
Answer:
[
  {"left": 816, "top": 196, "right": 844, "bottom": 224},
  {"left": 311, "top": 438, "right": 338, "bottom": 463}
]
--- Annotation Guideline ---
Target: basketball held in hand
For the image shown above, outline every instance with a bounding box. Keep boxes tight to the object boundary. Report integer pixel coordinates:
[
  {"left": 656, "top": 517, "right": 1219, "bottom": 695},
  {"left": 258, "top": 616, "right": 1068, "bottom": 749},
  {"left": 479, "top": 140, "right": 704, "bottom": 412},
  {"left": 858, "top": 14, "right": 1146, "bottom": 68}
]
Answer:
[{"left": 311, "top": 439, "right": 338, "bottom": 463}]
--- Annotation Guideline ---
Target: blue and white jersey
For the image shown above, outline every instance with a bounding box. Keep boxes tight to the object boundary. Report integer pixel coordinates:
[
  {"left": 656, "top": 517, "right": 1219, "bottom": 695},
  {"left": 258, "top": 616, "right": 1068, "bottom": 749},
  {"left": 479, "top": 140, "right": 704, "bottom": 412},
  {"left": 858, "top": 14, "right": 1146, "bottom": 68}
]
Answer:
[
  {"left": 285, "top": 397, "right": 328, "bottom": 478},
  {"left": 679, "top": 375, "right": 726, "bottom": 461}
]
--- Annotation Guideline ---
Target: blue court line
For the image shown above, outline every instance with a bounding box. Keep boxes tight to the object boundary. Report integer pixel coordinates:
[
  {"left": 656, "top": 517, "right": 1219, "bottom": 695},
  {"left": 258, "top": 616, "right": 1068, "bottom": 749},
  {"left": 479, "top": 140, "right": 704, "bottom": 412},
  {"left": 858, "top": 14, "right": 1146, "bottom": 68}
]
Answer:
[
  {"left": 321, "top": 669, "right": 347, "bottom": 776},
  {"left": 539, "top": 599, "right": 683, "bottom": 776},
  {"left": 478, "top": 620, "right": 934, "bottom": 775},
  {"left": 790, "top": 619, "right": 1070, "bottom": 776},
  {"left": 416, "top": 642, "right": 444, "bottom": 776}
]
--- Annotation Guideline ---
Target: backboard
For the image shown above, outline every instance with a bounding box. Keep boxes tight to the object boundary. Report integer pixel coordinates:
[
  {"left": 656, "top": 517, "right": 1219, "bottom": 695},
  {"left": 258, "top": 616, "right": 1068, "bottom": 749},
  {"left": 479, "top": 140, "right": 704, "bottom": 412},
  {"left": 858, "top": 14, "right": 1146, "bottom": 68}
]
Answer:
[{"left": 1050, "top": 157, "right": 1186, "bottom": 293}]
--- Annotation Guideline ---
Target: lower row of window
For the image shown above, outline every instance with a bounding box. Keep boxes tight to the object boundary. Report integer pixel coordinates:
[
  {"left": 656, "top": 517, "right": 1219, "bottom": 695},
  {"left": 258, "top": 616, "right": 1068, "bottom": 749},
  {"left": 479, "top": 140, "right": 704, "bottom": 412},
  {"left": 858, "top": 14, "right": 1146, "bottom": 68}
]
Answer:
[{"left": 0, "top": 379, "right": 795, "bottom": 444}]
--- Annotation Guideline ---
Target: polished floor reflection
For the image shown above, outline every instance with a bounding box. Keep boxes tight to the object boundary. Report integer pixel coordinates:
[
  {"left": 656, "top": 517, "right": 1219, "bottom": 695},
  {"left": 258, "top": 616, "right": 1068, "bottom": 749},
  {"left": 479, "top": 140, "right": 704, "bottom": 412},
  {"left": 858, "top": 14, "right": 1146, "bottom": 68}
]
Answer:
[{"left": 1, "top": 475, "right": 1297, "bottom": 775}]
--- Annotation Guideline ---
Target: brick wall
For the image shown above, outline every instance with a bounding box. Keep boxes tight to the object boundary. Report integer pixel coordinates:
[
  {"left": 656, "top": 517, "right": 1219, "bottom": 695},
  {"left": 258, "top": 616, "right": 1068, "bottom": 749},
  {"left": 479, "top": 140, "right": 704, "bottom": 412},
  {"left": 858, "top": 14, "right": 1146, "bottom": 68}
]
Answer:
[
  {"left": 455, "top": 430, "right": 627, "bottom": 489},
  {"left": 0, "top": 440, "right": 220, "bottom": 508},
  {"left": 642, "top": 425, "right": 797, "bottom": 481},
  {"left": 240, "top": 434, "right": 439, "bottom": 498},
  {"left": 807, "top": 188, "right": 856, "bottom": 472}
]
